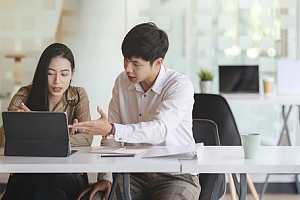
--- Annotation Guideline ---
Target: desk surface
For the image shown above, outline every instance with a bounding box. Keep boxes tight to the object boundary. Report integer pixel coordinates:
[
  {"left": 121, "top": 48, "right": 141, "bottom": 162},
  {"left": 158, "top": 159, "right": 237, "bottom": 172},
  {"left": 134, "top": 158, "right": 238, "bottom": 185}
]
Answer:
[
  {"left": 1, "top": 146, "right": 300, "bottom": 174},
  {"left": 181, "top": 146, "right": 300, "bottom": 174},
  {"left": 222, "top": 94, "right": 300, "bottom": 105},
  {"left": 0, "top": 147, "right": 181, "bottom": 173}
]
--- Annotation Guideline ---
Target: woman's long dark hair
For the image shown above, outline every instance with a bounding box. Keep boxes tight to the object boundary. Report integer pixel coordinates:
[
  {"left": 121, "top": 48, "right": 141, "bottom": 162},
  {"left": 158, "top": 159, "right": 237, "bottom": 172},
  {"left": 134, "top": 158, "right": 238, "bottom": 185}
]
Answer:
[{"left": 26, "top": 43, "right": 75, "bottom": 111}]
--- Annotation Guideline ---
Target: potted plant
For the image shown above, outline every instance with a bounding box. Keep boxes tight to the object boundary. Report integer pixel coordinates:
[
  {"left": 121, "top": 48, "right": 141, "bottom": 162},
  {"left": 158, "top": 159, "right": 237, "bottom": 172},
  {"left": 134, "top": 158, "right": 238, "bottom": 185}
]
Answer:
[{"left": 198, "top": 68, "right": 213, "bottom": 93}]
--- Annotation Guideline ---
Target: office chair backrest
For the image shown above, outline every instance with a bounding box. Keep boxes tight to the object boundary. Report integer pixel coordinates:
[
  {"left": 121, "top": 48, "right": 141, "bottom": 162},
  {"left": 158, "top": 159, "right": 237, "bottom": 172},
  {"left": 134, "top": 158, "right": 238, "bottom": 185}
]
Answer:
[
  {"left": 193, "top": 94, "right": 241, "bottom": 146},
  {"left": 192, "top": 118, "right": 226, "bottom": 200},
  {"left": 192, "top": 119, "right": 220, "bottom": 146}
]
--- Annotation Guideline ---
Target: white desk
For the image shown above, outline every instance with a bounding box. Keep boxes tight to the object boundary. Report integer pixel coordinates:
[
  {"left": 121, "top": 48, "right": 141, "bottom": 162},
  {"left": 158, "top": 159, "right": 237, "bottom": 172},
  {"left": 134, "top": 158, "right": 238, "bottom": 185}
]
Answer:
[
  {"left": 0, "top": 148, "right": 181, "bottom": 173},
  {"left": 1, "top": 146, "right": 300, "bottom": 200},
  {"left": 180, "top": 146, "right": 300, "bottom": 200},
  {"left": 222, "top": 94, "right": 300, "bottom": 105},
  {"left": 181, "top": 146, "right": 300, "bottom": 174}
]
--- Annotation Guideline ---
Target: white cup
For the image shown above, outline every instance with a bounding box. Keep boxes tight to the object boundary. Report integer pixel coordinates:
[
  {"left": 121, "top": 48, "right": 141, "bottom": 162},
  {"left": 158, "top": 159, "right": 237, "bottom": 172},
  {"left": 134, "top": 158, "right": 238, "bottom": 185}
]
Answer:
[{"left": 241, "top": 133, "right": 261, "bottom": 159}]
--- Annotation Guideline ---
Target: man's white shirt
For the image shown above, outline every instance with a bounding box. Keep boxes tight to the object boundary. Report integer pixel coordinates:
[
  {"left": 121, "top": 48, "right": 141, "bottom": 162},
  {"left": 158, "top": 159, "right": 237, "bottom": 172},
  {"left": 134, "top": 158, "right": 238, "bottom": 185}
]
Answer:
[{"left": 108, "top": 66, "right": 195, "bottom": 147}]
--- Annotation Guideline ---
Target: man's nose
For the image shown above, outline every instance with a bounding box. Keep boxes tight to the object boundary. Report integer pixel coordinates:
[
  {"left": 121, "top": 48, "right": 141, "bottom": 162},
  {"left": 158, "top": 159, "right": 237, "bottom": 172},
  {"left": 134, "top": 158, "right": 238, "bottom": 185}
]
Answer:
[{"left": 125, "top": 63, "right": 133, "bottom": 73}]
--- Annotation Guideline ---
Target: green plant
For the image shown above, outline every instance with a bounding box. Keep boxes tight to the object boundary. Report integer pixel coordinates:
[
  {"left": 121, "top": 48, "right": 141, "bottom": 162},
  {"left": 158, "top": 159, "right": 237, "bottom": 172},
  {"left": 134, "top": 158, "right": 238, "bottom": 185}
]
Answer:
[{"left": 198, "top": 69, "right": 213, "bottom": 81}]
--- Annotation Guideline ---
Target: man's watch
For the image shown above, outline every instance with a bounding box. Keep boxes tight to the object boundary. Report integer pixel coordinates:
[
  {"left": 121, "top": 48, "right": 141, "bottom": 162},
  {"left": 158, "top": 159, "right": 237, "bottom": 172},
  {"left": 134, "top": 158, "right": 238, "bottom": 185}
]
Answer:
[{"left": 109, "top": 123, "right": 115, "bottom": 136}]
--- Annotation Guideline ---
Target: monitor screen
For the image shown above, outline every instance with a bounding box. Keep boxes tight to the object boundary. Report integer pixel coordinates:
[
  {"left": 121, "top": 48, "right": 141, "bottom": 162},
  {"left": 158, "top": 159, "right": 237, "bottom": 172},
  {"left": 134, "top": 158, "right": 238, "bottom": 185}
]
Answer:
[{"left": 219, "top": 65, "right": 259, "bottom": 94}]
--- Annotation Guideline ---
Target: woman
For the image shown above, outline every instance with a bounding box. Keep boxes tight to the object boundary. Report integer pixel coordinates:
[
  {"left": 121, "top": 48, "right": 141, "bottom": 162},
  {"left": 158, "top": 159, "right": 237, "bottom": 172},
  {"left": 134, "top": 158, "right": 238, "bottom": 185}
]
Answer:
[{"left": 0, "top": 43, "right": 111, "bottom": 200}]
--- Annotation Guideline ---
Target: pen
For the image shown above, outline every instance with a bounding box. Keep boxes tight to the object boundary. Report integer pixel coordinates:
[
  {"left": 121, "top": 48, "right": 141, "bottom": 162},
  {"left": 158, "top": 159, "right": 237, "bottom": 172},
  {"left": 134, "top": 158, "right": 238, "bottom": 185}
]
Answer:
[{"left": 99, "top": 154, "right": 135, "bottom": 157}]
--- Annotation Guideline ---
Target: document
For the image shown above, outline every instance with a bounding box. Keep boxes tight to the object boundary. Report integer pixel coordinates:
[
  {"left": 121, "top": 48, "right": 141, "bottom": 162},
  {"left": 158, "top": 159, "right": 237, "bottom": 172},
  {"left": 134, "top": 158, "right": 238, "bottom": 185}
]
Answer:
[
  {"left": 89, "top": 143, "right": 204, "bottom": 159},
  {"left": 89, "top": 146, "right": 148, "bottom": 157},
  {"left": 141, "top": 143, "right": 203, "bottom": 159}
]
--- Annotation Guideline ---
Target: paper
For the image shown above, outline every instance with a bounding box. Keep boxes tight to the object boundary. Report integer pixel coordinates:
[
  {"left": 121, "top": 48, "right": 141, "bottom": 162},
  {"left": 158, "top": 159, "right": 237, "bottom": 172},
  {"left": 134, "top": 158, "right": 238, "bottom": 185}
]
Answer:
[
  {"left": 90, "top": 146, "right": 148, "bottom": 157},
  {"left": 91, "top": 135, "right": 102, "bottom": 147},
  {"left": 141, "top": 143, "right": 203, "bottom": 159}
]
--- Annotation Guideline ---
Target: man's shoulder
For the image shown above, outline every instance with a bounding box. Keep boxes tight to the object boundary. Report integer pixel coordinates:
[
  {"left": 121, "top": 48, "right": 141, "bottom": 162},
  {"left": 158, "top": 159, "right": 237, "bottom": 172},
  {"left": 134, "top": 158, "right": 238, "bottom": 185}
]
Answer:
[
  {"left": 115, "top": 71, "right": 130, "bottom": 86},
  {"left": 164, "top": 68, "right": 193, "bottom": 88}
]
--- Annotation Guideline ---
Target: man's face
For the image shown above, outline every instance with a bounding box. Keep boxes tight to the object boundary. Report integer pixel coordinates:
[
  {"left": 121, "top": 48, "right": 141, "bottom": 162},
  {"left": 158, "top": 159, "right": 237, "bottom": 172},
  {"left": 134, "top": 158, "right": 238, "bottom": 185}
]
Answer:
[{"left": 124, "top": 57, "right": 159, "bottom": 84}]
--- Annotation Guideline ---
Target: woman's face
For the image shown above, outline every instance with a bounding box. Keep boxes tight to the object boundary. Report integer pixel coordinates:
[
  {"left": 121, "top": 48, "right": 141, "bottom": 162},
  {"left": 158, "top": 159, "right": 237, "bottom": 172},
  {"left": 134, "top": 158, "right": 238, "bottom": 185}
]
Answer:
[{"left": 48, "top": 56, "right": 73, "bottom": 98}]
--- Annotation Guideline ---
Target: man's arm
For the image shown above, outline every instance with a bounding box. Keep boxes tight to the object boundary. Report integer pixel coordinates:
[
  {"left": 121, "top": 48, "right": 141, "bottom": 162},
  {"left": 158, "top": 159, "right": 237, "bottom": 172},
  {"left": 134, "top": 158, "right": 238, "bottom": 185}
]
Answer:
[
  {"left": 71, "top": 78, "right": 194, "bottom": 144},
  {"left": 113, "top": 78, "right": 194, "bottom": 144}
]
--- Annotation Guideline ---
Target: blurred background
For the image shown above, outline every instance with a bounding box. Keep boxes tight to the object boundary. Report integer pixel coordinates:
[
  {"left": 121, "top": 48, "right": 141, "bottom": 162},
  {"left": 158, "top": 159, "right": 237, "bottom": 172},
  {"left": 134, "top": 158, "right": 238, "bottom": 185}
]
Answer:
[{"left": 1, "top": 0, "right": 300, "bottom": 194}]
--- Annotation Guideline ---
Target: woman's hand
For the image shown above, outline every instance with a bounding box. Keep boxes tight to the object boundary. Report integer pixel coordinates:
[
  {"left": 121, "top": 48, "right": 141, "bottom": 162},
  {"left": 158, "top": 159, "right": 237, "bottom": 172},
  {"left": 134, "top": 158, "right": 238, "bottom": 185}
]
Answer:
[
  {"left": 16, "top": 102, "right": 31, "bottom": 112},
  {"left": 70, "top": 119, "right": 79, "bottom": 135}
]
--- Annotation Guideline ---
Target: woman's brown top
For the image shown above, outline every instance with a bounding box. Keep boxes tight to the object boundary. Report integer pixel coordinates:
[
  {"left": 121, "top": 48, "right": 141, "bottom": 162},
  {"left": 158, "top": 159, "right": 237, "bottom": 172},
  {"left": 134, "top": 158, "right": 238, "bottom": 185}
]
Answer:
[{"left": 0, "top": 85, "right": 92, "bottom": 147}]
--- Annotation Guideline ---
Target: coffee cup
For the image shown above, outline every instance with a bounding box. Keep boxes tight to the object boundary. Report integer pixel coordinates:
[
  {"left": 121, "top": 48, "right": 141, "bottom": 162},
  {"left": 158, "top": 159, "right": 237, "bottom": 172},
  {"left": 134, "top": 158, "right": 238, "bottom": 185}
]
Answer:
[
  {"left": 241, "top": 133, "right": 261, "bottom": 159},
  {"left": 263, "top": 77, "right": 274, "bottom": 95}
]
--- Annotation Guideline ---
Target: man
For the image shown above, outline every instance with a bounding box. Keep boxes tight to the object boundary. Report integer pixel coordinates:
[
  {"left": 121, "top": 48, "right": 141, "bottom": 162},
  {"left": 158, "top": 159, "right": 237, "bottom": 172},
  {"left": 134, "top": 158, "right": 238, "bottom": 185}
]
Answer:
[{"left": 74, "top": 22, "right": 200, "bottom": 200}]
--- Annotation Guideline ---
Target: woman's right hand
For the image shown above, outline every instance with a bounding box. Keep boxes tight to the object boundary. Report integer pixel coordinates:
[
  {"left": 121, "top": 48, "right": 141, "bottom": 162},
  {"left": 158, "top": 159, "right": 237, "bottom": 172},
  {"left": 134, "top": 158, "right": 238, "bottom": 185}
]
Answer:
[{"left": 16, "top": 102, "right": 31, "bottom": 112}]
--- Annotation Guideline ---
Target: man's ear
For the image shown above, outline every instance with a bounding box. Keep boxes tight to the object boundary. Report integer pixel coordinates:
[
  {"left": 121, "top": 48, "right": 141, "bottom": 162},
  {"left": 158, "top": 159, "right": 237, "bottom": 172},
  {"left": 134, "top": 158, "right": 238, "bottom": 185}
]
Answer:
[{"left": 154, "top": 57, "right": 163, "bottom": 66}]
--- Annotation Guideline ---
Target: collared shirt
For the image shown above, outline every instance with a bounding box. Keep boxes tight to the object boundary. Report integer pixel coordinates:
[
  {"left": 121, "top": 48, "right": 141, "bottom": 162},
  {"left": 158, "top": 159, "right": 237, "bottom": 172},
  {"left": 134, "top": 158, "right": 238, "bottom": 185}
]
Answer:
[
  {"left": 0, "top": 85, "right": 92, "bottom": 147},
  {"left": 108, "top": 66, "right": 196, "bottom": 146}
]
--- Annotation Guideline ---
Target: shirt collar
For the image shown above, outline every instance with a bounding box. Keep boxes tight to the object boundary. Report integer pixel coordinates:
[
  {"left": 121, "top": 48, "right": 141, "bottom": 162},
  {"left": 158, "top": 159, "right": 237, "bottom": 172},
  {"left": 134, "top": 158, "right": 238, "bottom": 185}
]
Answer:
[
  {"left": 127, "top": 65, "right": 166, "bottom": 94},
  {"left": 151, "top": 65, "right": 166, "bottom": 94}
]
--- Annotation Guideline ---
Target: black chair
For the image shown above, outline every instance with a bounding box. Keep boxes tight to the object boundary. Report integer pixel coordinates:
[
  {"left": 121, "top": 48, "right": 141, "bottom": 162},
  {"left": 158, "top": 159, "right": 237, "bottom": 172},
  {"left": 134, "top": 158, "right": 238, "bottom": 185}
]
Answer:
[
  {"left": 193, "top": 94, "right": 245, "bottom": 198},
  {"left": 193, "top": 94, "right": 241, "bottom": 146},
  {"left": 193, "top": 119, "right": 226, "bottom": 200}
]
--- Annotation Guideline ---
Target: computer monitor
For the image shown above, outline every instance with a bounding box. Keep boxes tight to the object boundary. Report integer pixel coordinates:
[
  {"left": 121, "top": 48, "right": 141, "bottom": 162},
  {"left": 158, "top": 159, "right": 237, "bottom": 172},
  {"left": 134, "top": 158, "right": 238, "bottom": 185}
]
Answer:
[{"left": 219, "top": 65, "right": 259, "bottom": 94}]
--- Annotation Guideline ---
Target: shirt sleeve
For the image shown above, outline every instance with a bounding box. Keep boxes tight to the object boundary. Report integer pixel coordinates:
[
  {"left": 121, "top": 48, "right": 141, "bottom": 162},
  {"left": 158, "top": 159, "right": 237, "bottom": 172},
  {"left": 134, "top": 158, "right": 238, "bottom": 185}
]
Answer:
[
  {"left": 73, "top": 87, "right": 91, "bottom": 122},
  {"left": 112, "top": 78, "right": 194, "bottom": 144},
  {"left": 71, "top": 87, "right": 93, "bottom": 146},
  {"left": 7, "top": 86, "right": 30, "bottom": 111},
  {"left": 108, "top": 80, "right": 122, "bottom": 124}
]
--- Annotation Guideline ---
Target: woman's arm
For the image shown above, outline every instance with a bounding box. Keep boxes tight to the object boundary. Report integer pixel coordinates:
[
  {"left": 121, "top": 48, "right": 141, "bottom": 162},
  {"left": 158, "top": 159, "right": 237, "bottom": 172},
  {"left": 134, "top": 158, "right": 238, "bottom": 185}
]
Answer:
[{"left": 70, "top": 87, "right": 92, "bottom": 146}]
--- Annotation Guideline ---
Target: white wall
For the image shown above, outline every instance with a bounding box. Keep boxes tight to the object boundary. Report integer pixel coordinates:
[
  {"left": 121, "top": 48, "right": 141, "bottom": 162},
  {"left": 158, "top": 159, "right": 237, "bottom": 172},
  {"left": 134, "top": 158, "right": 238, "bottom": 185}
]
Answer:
[{"left": 64, "top": 0, "right": 125, "bottom": 118}]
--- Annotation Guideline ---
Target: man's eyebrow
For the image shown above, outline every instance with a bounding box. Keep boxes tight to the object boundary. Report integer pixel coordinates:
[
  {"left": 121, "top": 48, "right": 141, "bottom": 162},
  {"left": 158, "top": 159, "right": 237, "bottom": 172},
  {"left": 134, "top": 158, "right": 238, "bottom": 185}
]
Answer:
[{"left": 127, "top": 59, "right": 141, "bottom": 64}]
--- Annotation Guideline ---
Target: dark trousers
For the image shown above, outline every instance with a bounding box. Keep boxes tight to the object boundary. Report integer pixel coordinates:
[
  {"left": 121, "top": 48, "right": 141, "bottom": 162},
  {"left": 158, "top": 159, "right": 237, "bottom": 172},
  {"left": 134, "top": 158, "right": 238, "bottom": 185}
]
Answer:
[
  {"left": 113, "top": 173, "right": 200, "bottom": 200},
  {"left": 2, "top": 173, "right": 88, "bottom": 200}
]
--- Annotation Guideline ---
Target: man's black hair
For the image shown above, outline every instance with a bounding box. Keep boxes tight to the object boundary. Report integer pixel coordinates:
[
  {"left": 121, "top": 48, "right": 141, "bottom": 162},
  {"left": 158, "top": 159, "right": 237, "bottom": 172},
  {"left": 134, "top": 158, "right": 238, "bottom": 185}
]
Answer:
[{"left": 121, "top": 22, "right": 169, "bottom": 65}]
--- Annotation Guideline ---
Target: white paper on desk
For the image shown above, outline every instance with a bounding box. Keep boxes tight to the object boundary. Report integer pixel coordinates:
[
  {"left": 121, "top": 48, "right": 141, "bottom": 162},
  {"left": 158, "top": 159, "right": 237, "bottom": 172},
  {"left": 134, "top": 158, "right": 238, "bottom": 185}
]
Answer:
[
  {"left": 141, "top": 143, "right": 203, "bottom": 159},
  {"left": 89, "top": 147, "right": 147, "bottom": 156}
]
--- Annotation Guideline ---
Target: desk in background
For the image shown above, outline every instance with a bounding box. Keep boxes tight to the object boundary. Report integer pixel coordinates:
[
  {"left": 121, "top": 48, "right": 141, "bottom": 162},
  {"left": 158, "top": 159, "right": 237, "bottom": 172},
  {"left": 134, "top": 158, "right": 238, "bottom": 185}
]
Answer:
[{"left": 223, "top": 94, "right": 300, "bottom": 145}]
